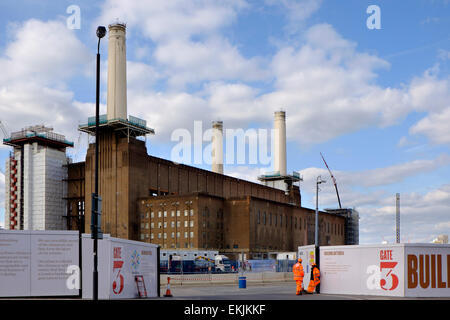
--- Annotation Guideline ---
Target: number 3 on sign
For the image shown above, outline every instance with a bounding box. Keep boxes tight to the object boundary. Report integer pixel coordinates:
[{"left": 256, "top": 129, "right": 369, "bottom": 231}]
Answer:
[
  {"left": 112, "top": 260, "right": 124, "bottom": 294},
  {"left": 380, "top": 262, "right": 399, "bottom": 291}
]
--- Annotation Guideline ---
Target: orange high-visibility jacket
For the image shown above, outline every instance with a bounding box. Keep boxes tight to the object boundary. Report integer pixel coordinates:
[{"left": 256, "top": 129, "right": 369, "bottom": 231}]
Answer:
[
  {"left": 293, "top": 262, "right": 304, "bottom": 280},
  {"left": 313, "top": 267, "right": 320, "bottom": 285}
]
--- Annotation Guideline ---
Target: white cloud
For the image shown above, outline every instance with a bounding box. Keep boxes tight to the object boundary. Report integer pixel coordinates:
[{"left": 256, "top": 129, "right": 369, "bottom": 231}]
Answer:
[
  {"left": 98, "top": 0, "right": 247, "bottom": 41},
  {"left": 0, "top": 19, "right": 90, "bottom": 86},
  {"left": 265, "top": 0, "right": 323, "bottom": 33},
  {"left": 154, "top": 37, "right": 269, "bottom": 88},
  {"left": 410, "top": 107, "right": 450, "bottom": 145},
  {"left": 225, "top": 166, "right": 266, "bottom": 183},
  {"left": 0, "top": 19, "right": 92, "bottom": 144}
]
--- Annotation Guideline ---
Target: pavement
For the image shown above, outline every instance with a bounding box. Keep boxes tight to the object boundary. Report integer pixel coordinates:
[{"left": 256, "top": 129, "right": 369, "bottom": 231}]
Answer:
[{"left": 159, "top": 282, "right": 450, "bottom": 300}]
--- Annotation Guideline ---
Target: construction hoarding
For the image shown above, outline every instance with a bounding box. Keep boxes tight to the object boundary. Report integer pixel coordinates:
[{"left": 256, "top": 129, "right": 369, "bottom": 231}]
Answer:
[
  {"left": 82, "top": 234, "right": 158, "bottom": 299},
  {"left": 310, "top": 243, "right": 450, "bottom": 297},
  {"left": 0, "top": 230, "right": 79, "bottom": 297},
  {"left": 297, "top": 245, "right": 316, "bottom": 290}
]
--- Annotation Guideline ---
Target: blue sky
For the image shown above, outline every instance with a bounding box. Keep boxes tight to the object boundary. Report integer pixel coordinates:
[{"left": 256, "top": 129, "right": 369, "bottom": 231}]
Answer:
[{"left": 0, "top": 0, "right": 449, "bottom": 244}]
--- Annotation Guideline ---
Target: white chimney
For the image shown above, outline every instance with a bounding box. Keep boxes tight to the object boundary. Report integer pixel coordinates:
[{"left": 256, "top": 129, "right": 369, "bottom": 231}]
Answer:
[
  {"left": 274, "top": 111, "right": 287, "bottom": 176},
  {"left": 212, "top": 121, "right": 223, "bottom": 174},
  {"left": 107, "top": 23, "right": 127, "bottom": 121}
]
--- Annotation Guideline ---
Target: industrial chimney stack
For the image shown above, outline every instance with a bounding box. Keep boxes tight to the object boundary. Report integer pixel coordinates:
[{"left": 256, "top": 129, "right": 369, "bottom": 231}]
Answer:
[
  {"left": 274, "top": 111, "right": 287, "bottom": 176},
  {"left": 107, "top": 23, "right": 127, "bottom": 121},
  {"left": 212, "top": 121, "right": 224, "bottom": 174}
]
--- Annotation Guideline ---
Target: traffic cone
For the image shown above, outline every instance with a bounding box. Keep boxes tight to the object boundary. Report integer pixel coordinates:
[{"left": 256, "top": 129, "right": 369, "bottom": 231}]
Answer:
[{"left": 164, "top": 277, "right": 173, "bottom": 297}]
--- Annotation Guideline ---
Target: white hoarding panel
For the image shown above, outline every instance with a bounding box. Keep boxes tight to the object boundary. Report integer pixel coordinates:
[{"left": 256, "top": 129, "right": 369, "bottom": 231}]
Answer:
[
  {"left": 81, "top": 235, "right": 112, "bottom": 300},
  {"left": 320, "top": 244, "right": 405, "bottom": 297},
  {"left": 30, "top": 231, "right": 79, "bottom": 296},
  {"left": 404, "top": 244, "right": 450, "bottom": 297},
  {"left": 297, "top": 245, "right": 316, "bottom": 290},
  {"left": 0, "top": 231, "right": 31, "bottom": 297},
  {"left": 0, "top": 230, "right": 79, "bottom": 297},
  {"left": 82, "top": 234, "right": 159, "bottom": 299},
  {"left": 109, "top": 238, "right": 158, "bottom": 299}
]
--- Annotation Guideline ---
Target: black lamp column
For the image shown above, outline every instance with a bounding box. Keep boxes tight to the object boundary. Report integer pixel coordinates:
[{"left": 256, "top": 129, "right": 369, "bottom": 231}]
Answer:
[{"left": 92, "top": 25, "right": 106, "bottom": 301}]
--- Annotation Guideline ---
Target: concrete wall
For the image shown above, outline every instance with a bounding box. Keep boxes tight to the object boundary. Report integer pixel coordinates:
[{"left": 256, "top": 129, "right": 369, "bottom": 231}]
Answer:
[{"left": 5, "top": 143, "right": 67, "bottom": 231}]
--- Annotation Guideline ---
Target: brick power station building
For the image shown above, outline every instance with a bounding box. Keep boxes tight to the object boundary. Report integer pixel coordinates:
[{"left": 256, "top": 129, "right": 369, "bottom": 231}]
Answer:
[{"left": 4, "top": 23, "right": 358, "bottom": 259}]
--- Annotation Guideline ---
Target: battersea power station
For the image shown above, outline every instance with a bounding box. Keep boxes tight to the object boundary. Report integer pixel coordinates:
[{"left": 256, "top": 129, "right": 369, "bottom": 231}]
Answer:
[{"left": 4, "top": 23, "right": 358, "bottom": 259}]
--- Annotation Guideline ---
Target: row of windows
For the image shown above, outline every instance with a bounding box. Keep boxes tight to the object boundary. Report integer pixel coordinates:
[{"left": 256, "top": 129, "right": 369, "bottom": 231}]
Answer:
[
  {"left": 256, "top": 211, "right": 344, "bottom": 237},
  {"left": 256, "top": 211, "right": 307, "bottom": 230},
  {"left": 141, "top": 209, "right": 195, "bottom": 219},
  {"left": 324, "top": 222, "right": 344, "bottom": 236},
  {"left": 140, "top": 231, "right": 195, "bottom": 240},
  {"left": 141, "top": 220, "right": 195, "bottom": 229}
]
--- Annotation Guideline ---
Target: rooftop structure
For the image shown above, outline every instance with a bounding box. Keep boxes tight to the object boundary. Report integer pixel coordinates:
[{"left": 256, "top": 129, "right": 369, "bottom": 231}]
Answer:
[{"left": 3, "top": 125, "right": 74, "bottom": 149}]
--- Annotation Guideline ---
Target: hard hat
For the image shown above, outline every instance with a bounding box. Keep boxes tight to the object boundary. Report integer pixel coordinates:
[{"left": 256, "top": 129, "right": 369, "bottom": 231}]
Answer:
[{"left": 298, "top": 258, "right": 302, "bottom": 263}]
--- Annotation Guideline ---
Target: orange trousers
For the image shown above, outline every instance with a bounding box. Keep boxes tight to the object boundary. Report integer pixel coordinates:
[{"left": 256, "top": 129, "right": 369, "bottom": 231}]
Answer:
[{"left": 295, "top": 279, "right": 304, "bottom": 294}]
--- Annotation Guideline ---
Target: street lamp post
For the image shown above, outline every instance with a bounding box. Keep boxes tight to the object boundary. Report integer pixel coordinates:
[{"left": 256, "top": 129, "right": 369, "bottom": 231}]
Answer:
[
  {"left": 315, "top": 175, "right": 326, "bottom": 247},
  {"left": 92, "top": 25, "right": 106, "bottom": 301}
]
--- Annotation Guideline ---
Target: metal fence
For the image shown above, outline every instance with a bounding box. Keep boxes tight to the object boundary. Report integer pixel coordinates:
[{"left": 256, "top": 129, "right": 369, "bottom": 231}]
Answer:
[{"left": 160, "top": 259, "right": 296, "bottom": 274}]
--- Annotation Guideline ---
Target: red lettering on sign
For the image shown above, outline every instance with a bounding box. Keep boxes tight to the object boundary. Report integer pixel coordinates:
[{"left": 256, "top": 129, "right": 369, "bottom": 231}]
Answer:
[
  {"left": 114, "top": 247, "right": 122, "bottom": 259},
  {"left": 380, "top": 261, "right": 399, "bottom": 291},
  {"left": 380, "top": 250, "right": 393, "bottom": 260}
]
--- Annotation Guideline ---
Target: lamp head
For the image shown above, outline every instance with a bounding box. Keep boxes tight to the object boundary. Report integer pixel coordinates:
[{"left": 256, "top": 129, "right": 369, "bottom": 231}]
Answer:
[{"left": 96, "top": 26, "right": 107, "bottom": 39}]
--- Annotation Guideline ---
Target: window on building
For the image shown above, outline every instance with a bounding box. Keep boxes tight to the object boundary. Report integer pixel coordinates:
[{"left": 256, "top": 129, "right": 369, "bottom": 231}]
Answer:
[
  {"left": 145, "top": 223, "right": 149, "bottom": 229},
  {"left": 158, "top": 222, "right": 162, "bottom": 228},
  {"left": 190, "top": 220, "right": 194, "bottom": 228},
  {"left": 257, "top": 210, "right": 260, "bottom": 224},
  {"left": 190, "top": 231, "right": 194, "bottom": 238},
  {"left": 177, "top": 232, "right": 180, "bottom": 238},
  {"left": 171, "top": 232, "right": 175, "bottom": 239},
  {"left": 145, "top": 212, "right": 149, "bottom": 219},
  {"left": 184, "top": 210, "right": 188, "bottom": 216},
  {"left": 145, "top": 234, "right": 149, "bottom": 239},
  {"left": 163, "top": 211, "right": 167, "bottom": 217},
  {"left": 263, "top": 212, "right": 266, "bottom": 225},
  {"left": 177, "top": 221, "right": 181, "bottom": 228},
  {"left": 140, "top": 234, "right": 145, "bottom": 240},
  {"left": 163, "top": 222, "right": 167, "bottom": 228},
  {"left": 190, "top": 209, "right": 194, "bottom": 216},
  {"left": 151, "top": 222, "right": 154, "bottom": 228},
  {"left": 151, "top": 212, "right": 154, "bottom": 218},
  {"left": 184, "top": 221, "right": 188, "bottom": 227},
  {"left": 163, "top": 233, "right": 167, "bottom": 239},
  {"left": 171, "top": 221, "right": 175, "bottom": 228},
  {"left": 171, "top": 211, "right": 175, "bottom": 217},
  {"left": 158, "top": 211, "right": 162, "bottom": 218},
  {"left": 184, "top": 232, "right": 188, "bottom": 238},
  {"left": 177, "top": 210, "right": 180, "bottom": 217},
  {"left": 140, "top": 223, "right": 144, "bottom": 229},
  {"left": 158, "top": 233, "right": 161, "bottom": 239},
  {"left": 151, "top": 233, "right": 154, "bottom": 240}
]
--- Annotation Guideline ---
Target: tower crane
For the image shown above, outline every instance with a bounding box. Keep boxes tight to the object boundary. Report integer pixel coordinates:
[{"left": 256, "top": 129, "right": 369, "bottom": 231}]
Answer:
[
  {"left": 320, "top": 152, "right": 342, "bottom": 209},
  {"left": 0, "top": 120, "right": 9, "bottom": 138}
]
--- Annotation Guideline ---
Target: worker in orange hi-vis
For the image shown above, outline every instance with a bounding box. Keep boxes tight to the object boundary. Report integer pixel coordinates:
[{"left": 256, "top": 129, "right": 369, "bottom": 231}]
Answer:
[
  {"left": 292, "top": 258, "right": 305, "bottom": 295},
  {"left": 306, "top": 263, "right": 321, "bottom": 294}
]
